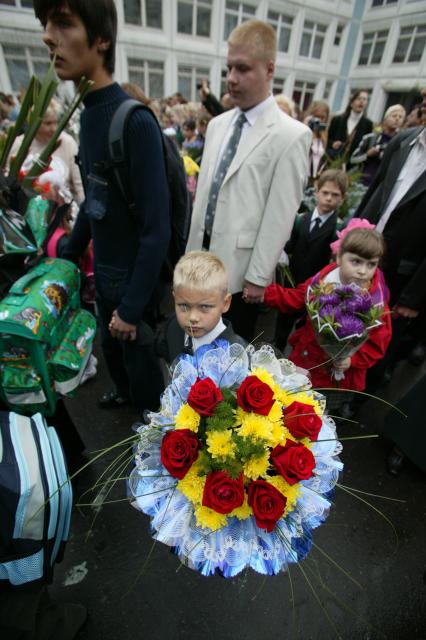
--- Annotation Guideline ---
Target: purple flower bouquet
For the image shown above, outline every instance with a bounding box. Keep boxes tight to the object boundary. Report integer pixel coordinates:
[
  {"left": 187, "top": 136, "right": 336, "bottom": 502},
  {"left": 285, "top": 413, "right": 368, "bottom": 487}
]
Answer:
[{"left": 306, "top": 282, "right": 384, "bottom": 381}]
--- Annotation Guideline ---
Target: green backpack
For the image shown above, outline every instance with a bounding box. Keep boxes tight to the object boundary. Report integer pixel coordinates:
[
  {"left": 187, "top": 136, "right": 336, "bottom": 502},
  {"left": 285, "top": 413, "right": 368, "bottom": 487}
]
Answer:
[{"left": 0, "top": 257, "right": 96, "bottom": 415}]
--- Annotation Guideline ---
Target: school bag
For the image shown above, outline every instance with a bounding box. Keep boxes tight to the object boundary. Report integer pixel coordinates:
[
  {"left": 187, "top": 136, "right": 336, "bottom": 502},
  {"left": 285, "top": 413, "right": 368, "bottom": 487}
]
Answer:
[
  {"left": 0, "top": 257, "right": 96, "bottom": 415},
  {"left": 104, "top": 99, "right": 191, "bottom": 272},
  {"left": 0, "top": 410, "right": 72, "bottom": 586}
]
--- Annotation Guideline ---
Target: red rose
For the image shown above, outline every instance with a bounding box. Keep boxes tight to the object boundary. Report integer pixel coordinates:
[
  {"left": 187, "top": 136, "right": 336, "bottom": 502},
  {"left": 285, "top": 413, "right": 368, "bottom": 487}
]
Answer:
[
  {"left": 160, "top": 429, "right": 200, "bottom": 479},
  {"left": 270, "top": 440, "right": 315, "bottom": 485},
  {"left": 187, "top": 377, "right": 223, "bottom": 417},
  {"left": 248, "top": 479, "right": 287, "bottom": 532},
  {"left": 283, "top": 401, "right": 322, "bottom": 442},
  {"left": 236, "top": 375, "right": 274, "bottom": 416},
  {"left": 202, "top": 471, "right": 245, "bottom": 514}
]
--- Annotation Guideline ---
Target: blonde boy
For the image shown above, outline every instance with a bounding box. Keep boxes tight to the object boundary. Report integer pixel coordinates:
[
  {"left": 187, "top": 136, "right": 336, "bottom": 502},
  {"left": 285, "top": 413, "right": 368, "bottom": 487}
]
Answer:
[{"left": 156, "top": 251, "right": 245, "bottom": 364}]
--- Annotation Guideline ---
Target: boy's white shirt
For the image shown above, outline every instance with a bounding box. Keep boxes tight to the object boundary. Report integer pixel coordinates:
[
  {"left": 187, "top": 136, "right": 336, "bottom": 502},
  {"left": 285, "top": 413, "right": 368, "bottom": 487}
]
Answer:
[{"left": 184, "top": 318, "right": 226, "bottom": 351}]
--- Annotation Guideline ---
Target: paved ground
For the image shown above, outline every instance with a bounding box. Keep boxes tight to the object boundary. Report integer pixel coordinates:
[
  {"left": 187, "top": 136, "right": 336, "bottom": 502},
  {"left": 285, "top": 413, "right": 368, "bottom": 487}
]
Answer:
[{"left": 51, "top": 307, "right": 426, "bottom": 640}]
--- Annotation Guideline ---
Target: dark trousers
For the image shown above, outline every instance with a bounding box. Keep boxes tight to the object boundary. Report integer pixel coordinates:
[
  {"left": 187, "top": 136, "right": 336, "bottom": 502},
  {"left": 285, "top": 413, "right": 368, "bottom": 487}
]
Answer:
[
  {"left": 366, "top": 316, "right": 418, "bottom": 395},
  {"left": 97, "top": 297, "right": 164, "bottom": 413},
  {"left": 224, "top": 292, "right": 260, "bottom": 343}
]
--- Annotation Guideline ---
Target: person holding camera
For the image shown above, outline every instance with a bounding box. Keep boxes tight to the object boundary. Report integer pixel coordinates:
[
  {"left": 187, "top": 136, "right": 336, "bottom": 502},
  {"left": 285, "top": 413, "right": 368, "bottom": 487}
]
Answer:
[
  {"left": 351, "top": 104, "right": 406, "bottom": 186},
  {"left": 303, "top": 101, "right": 330, "bottom": 184}
]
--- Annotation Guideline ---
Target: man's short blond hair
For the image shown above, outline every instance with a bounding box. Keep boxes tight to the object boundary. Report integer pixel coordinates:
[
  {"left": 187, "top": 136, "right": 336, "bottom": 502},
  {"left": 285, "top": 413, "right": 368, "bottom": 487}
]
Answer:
[
  {"left": 173, "top": 251, "right": 229, "bottom": 295},
  {"left": 228, "top": 20, "right": 277, "bottom": 64}
]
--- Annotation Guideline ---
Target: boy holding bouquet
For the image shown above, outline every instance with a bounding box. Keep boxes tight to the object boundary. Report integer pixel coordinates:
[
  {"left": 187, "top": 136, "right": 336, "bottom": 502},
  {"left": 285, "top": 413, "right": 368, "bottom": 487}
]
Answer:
[{"left": 263, "top": 226, "right": 392, "bottom": 405}]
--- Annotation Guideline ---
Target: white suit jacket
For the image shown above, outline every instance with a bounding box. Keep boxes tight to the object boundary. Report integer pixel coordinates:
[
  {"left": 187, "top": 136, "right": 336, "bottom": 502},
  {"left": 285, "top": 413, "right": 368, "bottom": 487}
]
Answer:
[{"left": 186, "top": 101, "right": 312, "bottom": 293}]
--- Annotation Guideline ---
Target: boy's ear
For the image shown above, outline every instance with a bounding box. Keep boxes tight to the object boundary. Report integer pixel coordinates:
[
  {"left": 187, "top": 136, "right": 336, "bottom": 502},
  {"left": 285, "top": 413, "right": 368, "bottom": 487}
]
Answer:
[
  {"left": 223, "top": 293, "right": 232, "bottom": 313},
  {"left": 96, "top": 36, "right": 111, "bottom": 53}
]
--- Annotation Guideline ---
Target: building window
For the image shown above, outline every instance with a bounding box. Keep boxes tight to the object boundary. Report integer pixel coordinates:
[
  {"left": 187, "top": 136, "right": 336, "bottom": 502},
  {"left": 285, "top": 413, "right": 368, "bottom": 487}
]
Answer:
[
  {"left": 267, "top": 11, "right": 293, "bottom": 53},
  {"left": 292, "top": 80, "right": 316, "bottom": 111},
  {"left": 393, "top": 25, "right": 426, "bottom": 63},
  {"left": 334, "top": 23, "right": 344, "bottom": 46},
  {"left": 323, "top": 80, "right": 333, "bottom": 100},
  {"left": 0, "top": 1, "right": 34, "bottom": 6},
  {"left": 178, "top": 65, "right": 209, "bottom": 102},
  {"left": 123, "top": 0, "right": 162, "bottom": 29},
  {"left": 127, "top": 58, "right": 164, "bottom": 99},
  {"left": 299, "top": 21, "right": 327, "bottom": 59},
  {"left": 358, "top": 30, "right": 388, "bottom": 65},
  {"left": 224, "top": 2, "right": 256, "bottom": 40},
  {"left": 2, "top": 44, "right": 50, "bottom": 92},
  {"left": 273, "top": 77, "right": 285, "bottom": 95},
  {"left": 177, "top": 0, "right": 212, "bottom": 38},
  {"left": 371, "top": 0, "right": 397, "bottom": 6}
]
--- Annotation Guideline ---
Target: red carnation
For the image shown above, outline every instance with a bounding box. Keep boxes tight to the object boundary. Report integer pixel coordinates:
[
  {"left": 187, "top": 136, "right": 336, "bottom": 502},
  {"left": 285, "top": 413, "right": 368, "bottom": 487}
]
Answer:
[
  {"left": 248, "top": 479, "right": 287, "bottom": 532},
  {"left": 187, "top": 377, "right": 223, "bottom": 417},
  {"left": 160, "top": 429, "right": 200, "bottom": 479},
  {"left": 202, "top": 471, "right": 245, "bottom": 514},
  {"left": 283, "top": 401, "right": 322, "bottom": 441},
  {"left": 237, "top": 375, "right": 274, "bottom": 416},
  {"left": 270, "top": 440, "right": 315, "bottom": 485}
]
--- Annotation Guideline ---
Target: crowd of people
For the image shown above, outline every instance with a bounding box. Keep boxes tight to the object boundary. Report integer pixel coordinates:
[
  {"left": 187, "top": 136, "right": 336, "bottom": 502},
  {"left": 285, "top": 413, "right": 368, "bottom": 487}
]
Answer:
[{"left": 0, "top": 0, "right": 425, "bottom": 637}]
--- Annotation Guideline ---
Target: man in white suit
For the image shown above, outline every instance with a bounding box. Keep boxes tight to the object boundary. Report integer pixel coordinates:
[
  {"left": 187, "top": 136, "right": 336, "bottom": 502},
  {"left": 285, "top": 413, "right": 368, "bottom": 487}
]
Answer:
[{"left": 186, "top": 20, "right": 312, "bottom": 340}]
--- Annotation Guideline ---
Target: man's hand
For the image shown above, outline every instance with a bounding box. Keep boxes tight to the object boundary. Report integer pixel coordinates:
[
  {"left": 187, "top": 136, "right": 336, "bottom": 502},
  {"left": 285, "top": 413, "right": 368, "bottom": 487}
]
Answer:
[
  {"left": 367, "top": 146, "right": 380, "bottom": 158},
  {"left": 242, "top": 281, "right": 265, "bottom": 304},
  {"left": 334, "top": 357, "right": 351, "bottom": 371},
  {"left": 109, "top": 310, "right": 137, "bottom": 341},
  {"left": 332, "top": 140, "right": 344, "bottom": 150},
  {"left": 198, "top": 79, "right": 210, "bottom": 101},
  {"left": 392, "top": 305, "right": 419, "bottom": 319}
]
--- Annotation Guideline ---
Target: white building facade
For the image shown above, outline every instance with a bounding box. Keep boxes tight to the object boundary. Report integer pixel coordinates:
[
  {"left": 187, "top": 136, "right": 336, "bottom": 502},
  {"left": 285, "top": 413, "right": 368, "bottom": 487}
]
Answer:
[{"left": 0, "top": 0, "right": 425, "bottom": 121}]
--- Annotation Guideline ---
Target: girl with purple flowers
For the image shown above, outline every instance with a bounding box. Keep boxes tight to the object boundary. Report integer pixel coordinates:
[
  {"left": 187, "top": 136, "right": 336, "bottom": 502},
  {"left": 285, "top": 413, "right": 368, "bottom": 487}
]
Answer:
[{"left": 263, "top": 227, "right": 392, "bottom": 398}]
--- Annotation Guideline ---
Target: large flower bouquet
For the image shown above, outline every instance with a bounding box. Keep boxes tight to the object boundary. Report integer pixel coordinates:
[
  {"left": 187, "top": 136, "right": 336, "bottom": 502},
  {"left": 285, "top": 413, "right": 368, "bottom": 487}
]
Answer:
[
  {"left": 306, "top": 280, "right": 384, "bottom": 381},
  {"left": 129, "top": 342, "right": 342, "bottom": 577}
]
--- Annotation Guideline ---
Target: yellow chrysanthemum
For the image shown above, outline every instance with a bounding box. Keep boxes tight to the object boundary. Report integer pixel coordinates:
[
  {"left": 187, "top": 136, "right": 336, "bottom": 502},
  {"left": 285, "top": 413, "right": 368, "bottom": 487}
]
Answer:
[
  {"left": 268, "top": 401, "right": 283, "bottom": 423},
  {"left": 237, "top": 413, "right": 273, "bottom": 441},
  {"left": 230, "top": 496, "right": 253, "bottom": 520},
  {"left": 177, "top": 463, "right": 205, "bottom": 505},
  {"left": 194, "top": 506, "right": 227, "bottom": 531},
  {"left": 268, "top": 422, "right": 288, "bottom": 448},
  {"left": 243, "top": 452, "right": 270, "bottom": 479},
  {"left": 268, "top": 476, "right": 301, "bottom": 514},
  {"left": 174, "top": 403, "right": 201, "bottom": 432},
  {"left": 206, "top": 430, "right": 236, "bottom": 459}
]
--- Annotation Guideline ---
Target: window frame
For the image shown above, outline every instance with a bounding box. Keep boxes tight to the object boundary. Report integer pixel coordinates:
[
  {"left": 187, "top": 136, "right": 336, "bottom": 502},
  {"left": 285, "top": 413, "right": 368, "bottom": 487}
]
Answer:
[
  {"left": 267, "top": 10, "right": 293, "bottom": 54},
  {"left": 392, "top": 24, "right": 426, "bottom": 63},
  {"left": 357, "top": 29, "right": 389, "bottom": 66},
  {"left": 177, "top": 64, "right": 210, "bottom": 102},
  {"left": 292, "top": 79, "right": 317, "bottom": 111},
  {"left": 223, "top": 1, "right": 257, "bottom": 41},
  {"left": 122, "top": 0, "right": 163, "bottom": 29},
  {"left": 299, "top": 20, "right": 327, "bottom": 60},
  {"left": 127, "top": 56, "right": 165, "bottom": 99},
  {"left": 177, "top": 0, "right": 213, "bottom": 38},
  {"left": 2, "top": 43, "right": 50, "bottom": 92}
]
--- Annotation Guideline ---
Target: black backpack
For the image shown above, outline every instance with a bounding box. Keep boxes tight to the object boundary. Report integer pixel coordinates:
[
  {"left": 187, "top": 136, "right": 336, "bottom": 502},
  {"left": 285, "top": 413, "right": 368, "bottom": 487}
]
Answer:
[{"left": 106, "top": 99, "right": 191, "bottom": 273}]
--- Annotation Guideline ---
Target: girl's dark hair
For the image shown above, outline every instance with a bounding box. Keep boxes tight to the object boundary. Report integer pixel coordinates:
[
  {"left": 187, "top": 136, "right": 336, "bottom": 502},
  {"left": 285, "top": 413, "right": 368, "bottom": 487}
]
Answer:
[
  {"left": 344, "top": 89, "right": 369, "bottom": 117},
  {"left": 34, "top": 0, "right": 117, "bottom": 74},
  {"left": 339, "top": 228, "right": 385, "bottom": 260}
]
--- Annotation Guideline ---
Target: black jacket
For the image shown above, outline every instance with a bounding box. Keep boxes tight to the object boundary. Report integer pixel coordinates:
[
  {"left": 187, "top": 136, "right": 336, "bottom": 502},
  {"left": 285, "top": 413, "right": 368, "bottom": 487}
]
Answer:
[
  {"left": 326, "top": 113, "right": 373, "bottom": 169},
  {"left": 356, "top": 126, "right": 426, "bottom": 310},
  {"left": 155, "top": 316, "right": 246, "bottom": 365},
  {"left": 285, "top": 211, "right": 337, "bottom": 284}
]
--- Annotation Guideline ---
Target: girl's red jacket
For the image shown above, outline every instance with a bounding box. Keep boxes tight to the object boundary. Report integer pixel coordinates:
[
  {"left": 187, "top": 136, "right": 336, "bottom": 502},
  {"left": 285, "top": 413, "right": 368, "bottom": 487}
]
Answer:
[{"left": 264, "top": 262, "right": 392, "bottom": 391}]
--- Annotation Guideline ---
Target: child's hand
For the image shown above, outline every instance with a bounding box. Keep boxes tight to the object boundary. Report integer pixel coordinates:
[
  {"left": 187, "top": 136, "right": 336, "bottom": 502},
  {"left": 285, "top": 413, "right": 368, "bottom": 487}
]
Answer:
[{"left": 334, "top": 357, "right": 351, "bottom": 371}]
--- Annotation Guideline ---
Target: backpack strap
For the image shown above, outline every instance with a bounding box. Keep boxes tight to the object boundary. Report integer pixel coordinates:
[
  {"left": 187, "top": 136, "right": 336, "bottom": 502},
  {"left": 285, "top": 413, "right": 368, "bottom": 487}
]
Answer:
[{"left": 107, "top": 99, "right": 166, "bottom": 214}]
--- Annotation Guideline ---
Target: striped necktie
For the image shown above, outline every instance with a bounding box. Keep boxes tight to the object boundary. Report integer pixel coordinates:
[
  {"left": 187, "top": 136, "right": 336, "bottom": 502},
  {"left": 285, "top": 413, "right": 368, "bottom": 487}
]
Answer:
[{"left": 204, "top": 112, "right": 247, "bottom": 243}]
